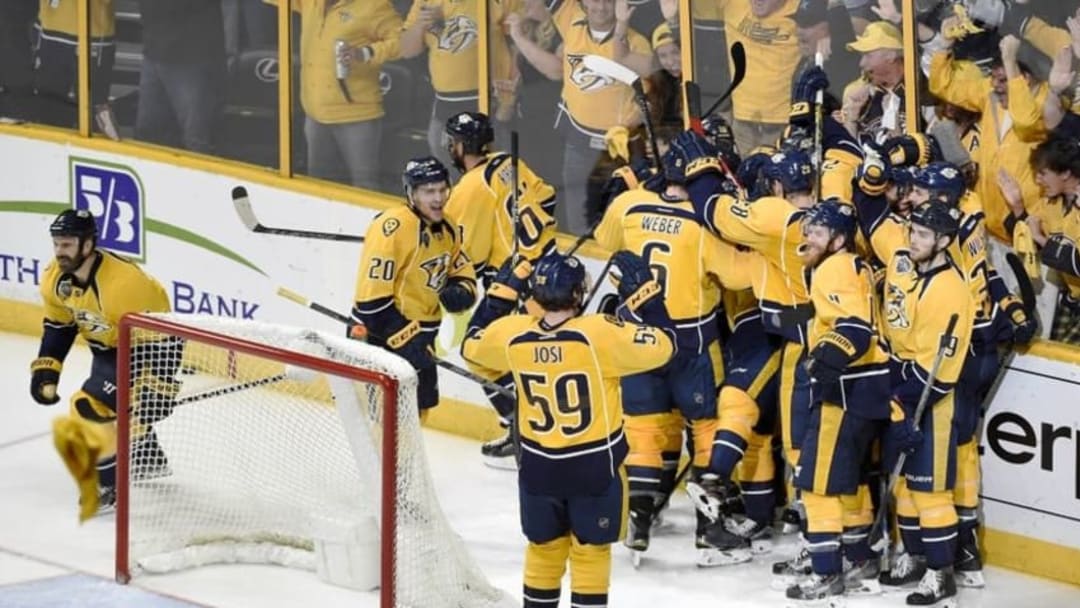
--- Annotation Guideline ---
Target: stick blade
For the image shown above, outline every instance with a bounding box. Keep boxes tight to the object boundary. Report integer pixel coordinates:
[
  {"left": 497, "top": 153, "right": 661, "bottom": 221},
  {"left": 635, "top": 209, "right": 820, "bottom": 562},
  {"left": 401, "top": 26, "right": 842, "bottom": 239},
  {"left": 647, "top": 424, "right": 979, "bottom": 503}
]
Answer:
[
  {"left": 581, "top": 54, "right": 639, "bottom": 87},
  {"left": 231, "top": 186, "right": 261, "bottom": 231},
  {"left": 1005, "top": 252, "right": 1037, "bottom": 314},
  {"left": 685, "top": 81, "right": 704, "bottom": 133}
]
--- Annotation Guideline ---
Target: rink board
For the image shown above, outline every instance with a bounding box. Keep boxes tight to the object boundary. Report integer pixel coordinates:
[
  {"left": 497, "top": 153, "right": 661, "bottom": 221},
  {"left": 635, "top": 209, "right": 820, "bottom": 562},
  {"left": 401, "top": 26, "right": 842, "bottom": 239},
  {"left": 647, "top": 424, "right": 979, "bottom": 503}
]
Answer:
[{"left": 2, "top": 127, "right": 1079, "bottom": 586}]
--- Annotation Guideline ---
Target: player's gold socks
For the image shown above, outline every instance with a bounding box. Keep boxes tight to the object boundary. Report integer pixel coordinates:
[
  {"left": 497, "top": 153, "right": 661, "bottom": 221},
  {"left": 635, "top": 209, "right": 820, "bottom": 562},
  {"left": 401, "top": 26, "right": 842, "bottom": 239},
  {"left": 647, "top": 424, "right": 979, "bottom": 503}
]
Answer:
[
  {"left": 569, "top": 536, "right": 611, "bottom": 606},
  {"left": 523, "top": 535, "right": 571, "bottom": 607}
]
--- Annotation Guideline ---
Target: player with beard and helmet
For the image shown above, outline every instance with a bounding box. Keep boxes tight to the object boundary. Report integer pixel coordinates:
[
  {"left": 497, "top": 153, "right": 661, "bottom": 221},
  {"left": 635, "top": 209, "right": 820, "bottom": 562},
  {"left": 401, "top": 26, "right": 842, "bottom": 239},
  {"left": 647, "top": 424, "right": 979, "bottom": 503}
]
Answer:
[
  {"left": 350, "top": 157, "right": 477, "bottom": 415},
  {"left": 785, "top": 199, "right": 892, "bottom": 602},
  {"left": 461, "top": 250, "right": 675, "bottom": 607},
  {"left": 441, "top": 111, "right": 558, "bottom": 466},
  {"left": 35, "top": 209, "right": 178, "bottom": 522}
]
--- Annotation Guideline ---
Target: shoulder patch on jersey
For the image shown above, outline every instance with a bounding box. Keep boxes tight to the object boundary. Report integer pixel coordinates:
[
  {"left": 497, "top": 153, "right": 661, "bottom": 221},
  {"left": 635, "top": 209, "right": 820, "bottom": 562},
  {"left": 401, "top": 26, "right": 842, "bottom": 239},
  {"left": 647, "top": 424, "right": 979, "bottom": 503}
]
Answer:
[
  {"left": 383, "top": 217, "right": 401, "bottom": 237},
  {"left": 895, "top": 254, "right": 913, "bottom": 274}
]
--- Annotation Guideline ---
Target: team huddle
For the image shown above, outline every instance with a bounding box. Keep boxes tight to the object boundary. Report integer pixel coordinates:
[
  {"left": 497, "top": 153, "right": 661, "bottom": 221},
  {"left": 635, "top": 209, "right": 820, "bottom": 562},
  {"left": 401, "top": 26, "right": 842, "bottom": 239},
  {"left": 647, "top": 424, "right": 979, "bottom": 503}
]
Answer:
[{"left": 32, "top": 97, "right": 1062, "bottom": 608}]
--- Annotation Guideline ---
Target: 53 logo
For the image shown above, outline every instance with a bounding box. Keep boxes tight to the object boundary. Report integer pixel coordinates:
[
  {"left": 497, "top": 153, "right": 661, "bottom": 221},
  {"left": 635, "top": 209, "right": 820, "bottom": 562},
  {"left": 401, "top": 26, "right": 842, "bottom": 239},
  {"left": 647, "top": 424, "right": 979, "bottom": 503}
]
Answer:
[{"left": 70, "top": 158, "right": 145, "bottom": 260}]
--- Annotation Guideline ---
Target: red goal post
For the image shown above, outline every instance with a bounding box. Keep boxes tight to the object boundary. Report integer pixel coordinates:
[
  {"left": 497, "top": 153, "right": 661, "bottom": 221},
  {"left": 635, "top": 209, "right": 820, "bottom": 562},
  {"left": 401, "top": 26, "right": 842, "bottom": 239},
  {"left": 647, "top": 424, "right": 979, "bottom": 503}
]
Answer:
[{"left": 114, "top": 312, "right": 511, "bottom": 608}]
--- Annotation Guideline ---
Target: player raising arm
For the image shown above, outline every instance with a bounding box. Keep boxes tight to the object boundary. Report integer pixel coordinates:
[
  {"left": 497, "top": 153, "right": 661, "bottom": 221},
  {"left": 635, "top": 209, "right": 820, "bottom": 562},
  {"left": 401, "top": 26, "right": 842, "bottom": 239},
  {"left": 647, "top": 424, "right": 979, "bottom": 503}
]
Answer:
[
  {"left": 350, "top": 157, "right": 477, "bottom": 414},
  {"left": 33, "top": 209, "right": 179, "bottom": 521},
  {"left": 461, "top": 250, "right": 675, "bottom": 608}
]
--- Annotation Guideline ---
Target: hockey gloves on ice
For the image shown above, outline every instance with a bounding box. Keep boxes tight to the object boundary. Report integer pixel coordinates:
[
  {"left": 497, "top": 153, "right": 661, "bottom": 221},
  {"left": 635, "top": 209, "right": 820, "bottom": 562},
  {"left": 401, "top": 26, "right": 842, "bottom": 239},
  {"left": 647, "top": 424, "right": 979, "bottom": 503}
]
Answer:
[
  {"left": 789, "top": 66, "right": 829, "bottom": 129},
  {"left": 1001, "top": 295, "right": 1038, "bottom": 345},
  {"left": 439, "top": 276, "right": 477, "bottom": 313},
  {"left": 889, "top": 401, "right": 923, "bottom": 456},
  {"left": 30, "top": 357, "right": 62, "bottom": 405}
]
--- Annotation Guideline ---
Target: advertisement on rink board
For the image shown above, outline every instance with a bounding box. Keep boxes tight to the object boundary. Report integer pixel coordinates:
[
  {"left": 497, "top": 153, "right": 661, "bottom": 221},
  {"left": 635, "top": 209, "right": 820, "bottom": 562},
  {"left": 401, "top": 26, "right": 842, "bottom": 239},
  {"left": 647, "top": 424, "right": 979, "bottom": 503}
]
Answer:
[
  {"left": 0, "top": 134, "right": 619, "bottom": 407},
  {"left": 981, "top": 352, "right": 1080, "bottom": 548}
]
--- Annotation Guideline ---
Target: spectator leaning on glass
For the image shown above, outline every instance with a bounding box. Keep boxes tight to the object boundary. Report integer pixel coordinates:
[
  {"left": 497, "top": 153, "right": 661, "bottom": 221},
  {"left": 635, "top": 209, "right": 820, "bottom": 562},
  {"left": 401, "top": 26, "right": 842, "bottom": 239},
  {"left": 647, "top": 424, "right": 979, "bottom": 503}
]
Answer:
[
  {"left": 841, "top": 20, "right": 907, "bottom": 146},
  {"left": 509, "top": 0, "right": 653, "bottom": 236},
  {"left": 135, "top": 0, "right": 227, "bottom": 154},
  {"left": 279, "top": 0, "right": 402, "bottom": 190}
]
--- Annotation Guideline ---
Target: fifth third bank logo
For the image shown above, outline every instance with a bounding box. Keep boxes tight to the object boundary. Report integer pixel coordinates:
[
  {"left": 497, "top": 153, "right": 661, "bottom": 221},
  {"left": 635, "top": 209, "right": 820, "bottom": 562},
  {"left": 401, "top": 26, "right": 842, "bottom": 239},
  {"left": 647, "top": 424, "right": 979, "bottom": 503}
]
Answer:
[{"left": 70, "top": 158, "right": 145, "bottom": 260}]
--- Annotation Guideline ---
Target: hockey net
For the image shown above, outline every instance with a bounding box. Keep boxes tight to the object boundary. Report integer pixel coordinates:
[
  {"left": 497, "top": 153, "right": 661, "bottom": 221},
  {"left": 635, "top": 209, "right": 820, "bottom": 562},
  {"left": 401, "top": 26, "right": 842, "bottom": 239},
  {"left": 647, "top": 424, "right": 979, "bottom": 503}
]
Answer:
[{"left": 115, "top": 312, "right": 511, "bottom": 608}]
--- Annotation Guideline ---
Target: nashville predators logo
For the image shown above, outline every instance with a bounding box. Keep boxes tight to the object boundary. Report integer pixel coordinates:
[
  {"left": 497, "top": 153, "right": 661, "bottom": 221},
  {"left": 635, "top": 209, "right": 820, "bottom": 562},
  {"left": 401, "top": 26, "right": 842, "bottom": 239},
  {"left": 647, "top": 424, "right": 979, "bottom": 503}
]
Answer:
[
  {"left": 437, "top": 15, "right": 477, "bottom": 53},
  {"left": 74, "top": 310, "right": 111, "bottom": 336},
  {"left": 420, "top": 253, "right": 451, "bottom": 290},
  {"left": 884, "top": 283, "right": 911, "bottom": 329},
  {"left": 567, "top": 55, "right": 615, "bottom": 92}
]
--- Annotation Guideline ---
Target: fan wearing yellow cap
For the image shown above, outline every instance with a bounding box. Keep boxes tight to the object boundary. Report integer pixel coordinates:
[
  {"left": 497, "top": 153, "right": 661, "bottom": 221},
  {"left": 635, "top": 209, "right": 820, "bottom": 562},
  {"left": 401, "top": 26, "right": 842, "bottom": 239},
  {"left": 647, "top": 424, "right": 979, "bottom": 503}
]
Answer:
[{"left": 840, "top": 21, "right": 910, "bottom": 145}]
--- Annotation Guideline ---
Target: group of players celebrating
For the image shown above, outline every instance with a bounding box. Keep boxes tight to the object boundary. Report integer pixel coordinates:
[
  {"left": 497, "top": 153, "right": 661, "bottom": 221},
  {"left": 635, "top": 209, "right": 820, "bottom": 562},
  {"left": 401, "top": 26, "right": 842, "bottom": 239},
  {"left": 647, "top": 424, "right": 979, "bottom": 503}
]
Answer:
[{"left": 32, "top": 71, "right": 1047, "bottom": 608}]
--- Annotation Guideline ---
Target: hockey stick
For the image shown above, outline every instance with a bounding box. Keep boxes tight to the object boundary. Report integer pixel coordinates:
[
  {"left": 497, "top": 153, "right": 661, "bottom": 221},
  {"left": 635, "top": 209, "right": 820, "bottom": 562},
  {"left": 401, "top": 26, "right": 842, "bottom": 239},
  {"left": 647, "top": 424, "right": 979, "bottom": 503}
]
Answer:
[
  {"left": 581, "top": 54, "right": 662, "bottom": 168},
  {"left": 1004, "top": 251, "right": 1037, "bottom": 316},
  {"left": 510, "top": 131, "right": 521, "bottom": 264},
  {"left": 685, "top": 79, "right": 742, "bottom": 188},
  {"left": 869, "top": 313, "right": 960, "bottom": 553},
  {"left": 812, "top": 52, "right": 825, "bottom": 201},
  {"left": 702, "top": 42, "right": 746, "bottom": 119},
  {"left": 175, "top": 372, "right": 288, "bottom": 406},
  {"left": 275, "top": 286, "right": 517, "bottom": 400},
  {"left": 232, "top": 186, "right": 365, "bottom": 243}
]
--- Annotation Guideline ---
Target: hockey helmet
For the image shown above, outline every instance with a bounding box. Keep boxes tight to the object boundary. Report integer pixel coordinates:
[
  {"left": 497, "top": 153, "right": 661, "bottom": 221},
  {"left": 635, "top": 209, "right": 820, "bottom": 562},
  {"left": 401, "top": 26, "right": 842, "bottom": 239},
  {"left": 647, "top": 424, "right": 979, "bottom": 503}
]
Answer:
[
  {"left": 737, "top": 150, "right": 777, "bottom": 201},
  {"left": 444, "top": 111, "right": 494, "bottom": 155},
  {"left": 889, "top": 164, "right": 920, "bottom": 187},
  {"left": 49, "top": 209, "right": 97, "bottom": 240},
  {"left": 909, "top": 200, "right": 961, "bottom": 237},
  {"left": 912, "top": 161, "right": 966, "bottom": 206},
  {"left": 529, "top": 252, "right": 589, "bottom": 311},
  {"left": 764, "top": 149, "right": 814, "bottom": 194},
  {"left": 803, "top": 198, "right": 857, "bottom": 244},
  {"left": 402, "top": 156, "right": 451, "bottom": 197},
  {"left": 701, "top": 116, "right": 742, "bottom": 172}
]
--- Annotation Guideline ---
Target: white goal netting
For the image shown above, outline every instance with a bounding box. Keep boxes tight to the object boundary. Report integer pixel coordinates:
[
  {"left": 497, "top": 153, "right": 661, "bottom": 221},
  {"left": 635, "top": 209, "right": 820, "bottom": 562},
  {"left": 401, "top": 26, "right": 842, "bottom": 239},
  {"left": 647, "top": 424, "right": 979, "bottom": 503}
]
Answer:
[{"left": 116, "top": 313, "right": 511, "bottom": 608}]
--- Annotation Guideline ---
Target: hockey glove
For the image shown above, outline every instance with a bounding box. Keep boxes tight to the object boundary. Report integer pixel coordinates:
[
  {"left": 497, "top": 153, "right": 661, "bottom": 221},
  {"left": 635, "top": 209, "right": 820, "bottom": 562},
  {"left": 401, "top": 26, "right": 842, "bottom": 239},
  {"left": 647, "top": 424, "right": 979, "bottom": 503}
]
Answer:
[
  {"left": 888, "top": 401, "right": 923, "bottom": 456},
  {"left": 396, "top": 339, "right": 435, "bottom": 370},
  {"left": 883, "top": 134, "right": 932, "bottom": 168},
  {"left": 804, "top": 332, "right": 855, "bottom": 390},
  {"left": 487, "top": 257, "right": 533, "bottom": 303},
  {"left": 1002, "top": 295, "right": 1038, "bottom": 345},
  {"left": 439, "top": 276, "right": 477, "bottom": 313},
  {"left": 1040, "top": 234, "right": 1080, "bottom": 277},
  {"left": 789, "top": 66, "right": 829, "bottom": 129},
  {"left": 669, "top": 130, "right": 723, "bottom": 181},
  {"left": 610, "top": 251, "right": 668, "bottom": 327},
  {"left": 30, "top": 357, "right": 62, "bottom": 405},
  {"left": 857, "top": 147, "right": 890, "bottom": 196}
]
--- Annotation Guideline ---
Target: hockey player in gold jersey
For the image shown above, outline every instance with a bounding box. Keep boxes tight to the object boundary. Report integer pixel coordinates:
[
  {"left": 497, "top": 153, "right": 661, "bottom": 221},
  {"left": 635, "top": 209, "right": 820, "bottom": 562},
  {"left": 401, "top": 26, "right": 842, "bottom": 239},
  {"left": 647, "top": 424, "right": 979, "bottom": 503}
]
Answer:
[
  {"left": 32, "top": 209, "right": 177, "bottom": 521},
  {"left": 593, "top": 138, "right": 756, "bottom": 565},
  {"left": 442, "top": 110, "right": 557, "bottom": 464},
  {"left": 462, "top": 250, "right": 675, "bottom": 607},
  {"left": 351, "top": 157, "right": 477, "bottom": 411},
  {"left": 869, "top": 200, "right": 973, "bottom": 606},
  {"left": 785, "top": 200, "right": 891, "bottom": 603}
]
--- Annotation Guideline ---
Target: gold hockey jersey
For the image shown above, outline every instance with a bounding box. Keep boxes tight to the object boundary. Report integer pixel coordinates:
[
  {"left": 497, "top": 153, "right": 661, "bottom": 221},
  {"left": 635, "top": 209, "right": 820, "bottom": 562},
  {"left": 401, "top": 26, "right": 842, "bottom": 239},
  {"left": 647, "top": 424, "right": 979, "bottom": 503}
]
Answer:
[
  {"left": 445, "top": 152, "right": 557, "bottom": 273},
  {"left": 353, "top": 205, "right": 476, "bottom": 325},
  {"left": 39, "top": 251, "right": 170, "bottom": 353},
  {"left": 461, "top": 312, "right": 673, "bottom": 495}
]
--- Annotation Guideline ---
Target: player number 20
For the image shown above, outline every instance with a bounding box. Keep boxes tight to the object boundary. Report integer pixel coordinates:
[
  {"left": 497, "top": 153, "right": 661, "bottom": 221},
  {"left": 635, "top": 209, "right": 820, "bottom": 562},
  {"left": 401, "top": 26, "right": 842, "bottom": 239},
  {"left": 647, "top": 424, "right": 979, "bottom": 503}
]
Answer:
[
  {"left": 519, "top": 372, "right": 592, "bottom": 437},
  {"left": 368, "top": 258, "right": 395, "bottom": 281}
]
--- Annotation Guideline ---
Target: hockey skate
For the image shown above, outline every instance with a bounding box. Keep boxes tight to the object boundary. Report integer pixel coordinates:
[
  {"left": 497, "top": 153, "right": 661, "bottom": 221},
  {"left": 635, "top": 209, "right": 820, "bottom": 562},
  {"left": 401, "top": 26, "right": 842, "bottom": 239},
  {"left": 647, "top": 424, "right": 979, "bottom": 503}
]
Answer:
[
  {"left": 878, "top": 551, "right": 926, "bottom": 588},
  {"left": 771, "top": 543, "right": 813, "bottom": 590},
  {"left": 480, "top": 430, "right": 518, "bottom": 470},
  {"left": 625, "top": 497, "right": 655, "bottom": 568},
  {"left": 688, "top": 473, "right": 752, "bottom": 567},
  {"left": 842, "top": 557, "right": 882, "bottom": 595},
  {"left": 725, "top": 513, "right": 775, "bottom": 554},
  {"left": 784, "top": 573, "right": 846, "bottom": 608},
  {"left": 905, "top": 567, "right": 958, "bottom": 607},
  {"left": 131, "top": 430, "right": 173, "bottom": 481},
  {"left": 954, "top": 540, "right": 985, "bottom": 588}
]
